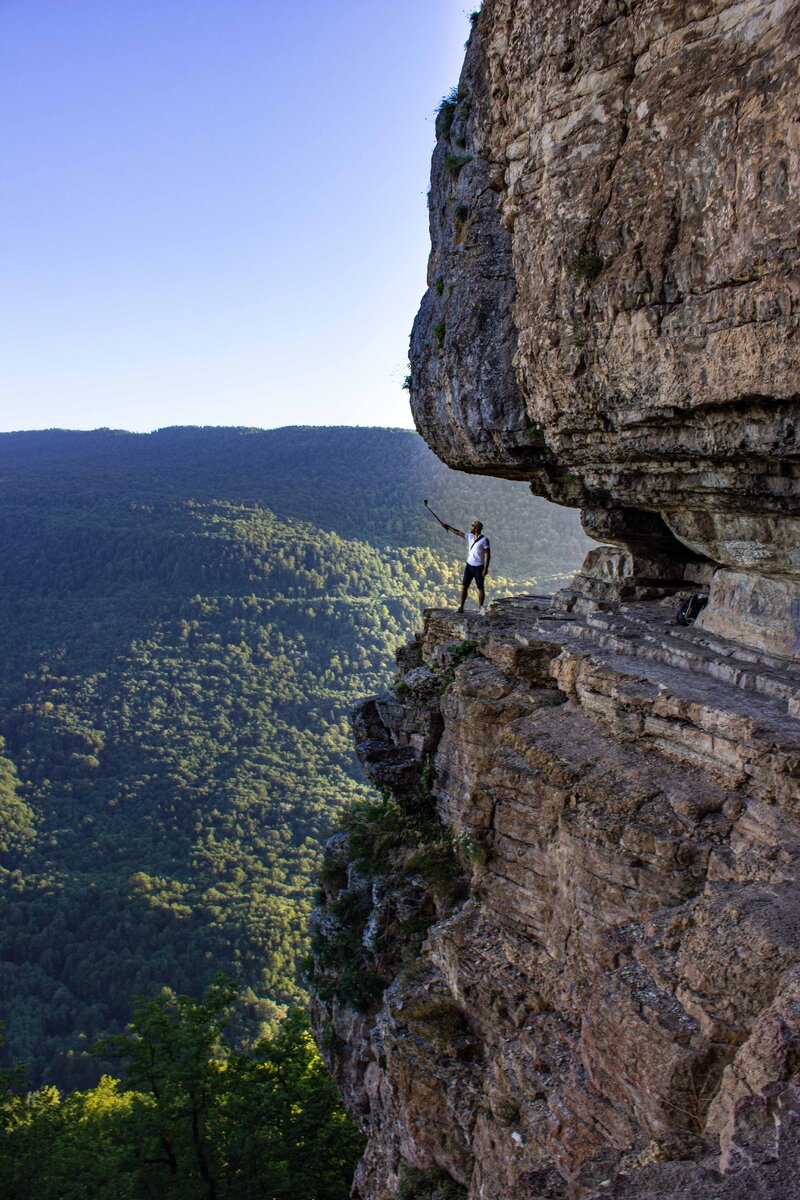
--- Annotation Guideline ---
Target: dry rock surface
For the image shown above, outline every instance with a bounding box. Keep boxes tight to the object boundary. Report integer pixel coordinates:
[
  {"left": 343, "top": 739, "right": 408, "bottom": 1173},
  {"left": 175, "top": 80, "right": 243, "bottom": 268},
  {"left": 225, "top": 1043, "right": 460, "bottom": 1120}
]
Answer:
[{"left": 311, "top": 599, "right": 800, "bottom": 1199}]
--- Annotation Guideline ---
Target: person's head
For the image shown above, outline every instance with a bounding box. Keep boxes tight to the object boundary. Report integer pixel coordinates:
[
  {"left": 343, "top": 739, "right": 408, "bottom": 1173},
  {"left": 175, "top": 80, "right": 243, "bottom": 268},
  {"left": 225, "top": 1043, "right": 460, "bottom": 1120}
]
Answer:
[{"left": 471, "top": 520, "right": 483, "bottom": 535}]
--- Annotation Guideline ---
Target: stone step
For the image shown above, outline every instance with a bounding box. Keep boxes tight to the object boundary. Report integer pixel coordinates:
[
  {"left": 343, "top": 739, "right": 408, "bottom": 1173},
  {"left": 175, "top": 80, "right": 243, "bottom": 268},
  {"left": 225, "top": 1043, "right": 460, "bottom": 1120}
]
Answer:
[
  {"left": 572, "top": 605, "right": 800, "bottom": 717},
  {"left": 423, "top": 601, "right": 800, "bottom": 791},
  {"left": 485, "top": 596, "right": 800, "bottom": 718},
  {"left": 552, "top": 638, "right": 799, "bottom": 789}
]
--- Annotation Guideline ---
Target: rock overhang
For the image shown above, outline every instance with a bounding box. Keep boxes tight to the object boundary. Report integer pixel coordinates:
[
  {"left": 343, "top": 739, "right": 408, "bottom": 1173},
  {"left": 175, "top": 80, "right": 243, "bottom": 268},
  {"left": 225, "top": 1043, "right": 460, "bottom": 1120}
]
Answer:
[{"left": 408, "top": 0, "right": 800, "bottom": 638}]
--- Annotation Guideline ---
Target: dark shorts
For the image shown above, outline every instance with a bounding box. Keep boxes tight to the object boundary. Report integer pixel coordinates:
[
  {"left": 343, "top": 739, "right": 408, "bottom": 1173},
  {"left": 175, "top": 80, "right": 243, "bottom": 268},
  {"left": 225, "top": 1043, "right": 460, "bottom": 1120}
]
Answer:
[{"left": 462, "top": 563, "right": 485, "bottom": 589}]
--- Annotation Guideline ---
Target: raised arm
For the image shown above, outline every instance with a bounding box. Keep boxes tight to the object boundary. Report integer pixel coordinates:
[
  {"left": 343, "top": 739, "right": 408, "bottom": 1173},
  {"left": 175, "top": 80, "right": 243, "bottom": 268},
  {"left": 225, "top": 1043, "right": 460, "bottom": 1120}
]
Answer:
[{"left": 443, "top": 522, "right": 465, "bottom": 537}]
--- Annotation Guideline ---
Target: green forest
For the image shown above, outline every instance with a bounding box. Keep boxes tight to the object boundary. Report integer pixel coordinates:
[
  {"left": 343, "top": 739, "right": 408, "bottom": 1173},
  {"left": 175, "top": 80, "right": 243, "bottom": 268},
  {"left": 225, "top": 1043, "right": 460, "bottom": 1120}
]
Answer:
[
  {"left": 0, "top": 425, "right": 589, "bottom": 1088},
  {"left": 0, "top": 979, "right": 365, "bottom": 1199}
]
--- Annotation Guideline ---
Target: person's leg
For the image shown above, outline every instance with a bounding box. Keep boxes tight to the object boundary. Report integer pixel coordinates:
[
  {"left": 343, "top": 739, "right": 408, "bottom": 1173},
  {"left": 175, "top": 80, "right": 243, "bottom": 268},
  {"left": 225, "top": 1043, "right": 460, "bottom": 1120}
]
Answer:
[
  {"left": 457, "top": 565, "right": 470, "bottom": 612},
  {"left": 477, "top": 580, "right": 485, "bottom": 609}
]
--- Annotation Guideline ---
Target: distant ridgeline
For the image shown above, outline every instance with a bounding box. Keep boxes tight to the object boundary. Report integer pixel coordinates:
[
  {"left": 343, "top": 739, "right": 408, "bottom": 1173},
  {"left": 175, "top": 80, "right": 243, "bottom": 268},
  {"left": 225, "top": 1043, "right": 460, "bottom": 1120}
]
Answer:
[{"left": 0, "top": 425, "right": 589, "bottom": 1085}]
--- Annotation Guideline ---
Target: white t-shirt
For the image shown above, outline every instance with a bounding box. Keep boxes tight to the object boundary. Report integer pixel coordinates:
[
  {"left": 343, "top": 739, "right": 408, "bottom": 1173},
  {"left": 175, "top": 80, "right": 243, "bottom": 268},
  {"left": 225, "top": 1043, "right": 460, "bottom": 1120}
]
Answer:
[{"left": 465, "top": 532, "right": 490, "bottom": 566}]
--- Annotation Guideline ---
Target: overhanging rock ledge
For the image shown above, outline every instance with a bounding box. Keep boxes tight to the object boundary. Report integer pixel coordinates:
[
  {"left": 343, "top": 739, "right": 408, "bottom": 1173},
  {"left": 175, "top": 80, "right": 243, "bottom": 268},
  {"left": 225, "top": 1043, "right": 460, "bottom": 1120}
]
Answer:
[{"left": 409, "top": 0, "right": 800, "bottom": 658}]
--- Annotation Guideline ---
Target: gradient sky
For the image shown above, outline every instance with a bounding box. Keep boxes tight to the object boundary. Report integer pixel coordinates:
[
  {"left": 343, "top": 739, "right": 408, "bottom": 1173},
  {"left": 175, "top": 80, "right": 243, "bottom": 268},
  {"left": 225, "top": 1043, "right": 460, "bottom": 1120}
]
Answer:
[{"left": 0, "top": 0, "right": 474, "bottom": 433}]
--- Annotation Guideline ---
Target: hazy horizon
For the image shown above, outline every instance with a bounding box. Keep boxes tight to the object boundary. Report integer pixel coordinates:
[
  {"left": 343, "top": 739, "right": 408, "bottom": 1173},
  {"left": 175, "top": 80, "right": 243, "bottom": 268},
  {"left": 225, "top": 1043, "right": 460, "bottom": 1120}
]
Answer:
[{"left": 0, "top": 420, "right": 423, "bottom": 436}]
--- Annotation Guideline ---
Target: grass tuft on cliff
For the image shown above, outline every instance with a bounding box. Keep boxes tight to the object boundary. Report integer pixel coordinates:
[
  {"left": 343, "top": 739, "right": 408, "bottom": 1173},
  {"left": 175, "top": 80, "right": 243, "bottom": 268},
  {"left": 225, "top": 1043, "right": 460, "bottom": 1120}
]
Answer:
[
  {"left": 443, "top": 152, "right": 472, "bottom": 177},
  {"left": 570, "top": 251, "right": 603, "bottom": 281}
]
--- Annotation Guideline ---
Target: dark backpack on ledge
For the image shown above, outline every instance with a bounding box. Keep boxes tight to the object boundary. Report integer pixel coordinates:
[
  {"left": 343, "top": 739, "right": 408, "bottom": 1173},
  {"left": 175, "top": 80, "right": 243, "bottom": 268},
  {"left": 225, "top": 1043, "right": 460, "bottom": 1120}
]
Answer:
[{"left": 675, "top": 593, "right": 708, "bottom": 626}]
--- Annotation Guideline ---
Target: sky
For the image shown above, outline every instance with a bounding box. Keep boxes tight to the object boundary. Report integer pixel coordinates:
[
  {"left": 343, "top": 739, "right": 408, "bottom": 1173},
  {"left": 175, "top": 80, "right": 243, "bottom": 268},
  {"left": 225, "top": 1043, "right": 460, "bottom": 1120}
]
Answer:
[{"left": 0, "top": 0, "right": 474, "bottom": 433}]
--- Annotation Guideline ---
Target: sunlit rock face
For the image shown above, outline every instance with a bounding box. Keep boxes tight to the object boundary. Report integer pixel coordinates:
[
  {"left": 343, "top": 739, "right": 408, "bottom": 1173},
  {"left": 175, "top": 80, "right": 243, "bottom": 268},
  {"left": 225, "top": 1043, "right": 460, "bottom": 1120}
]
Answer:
[
  {"left": 409, "top": 0, "right": 800, "bottom": 653},
  {"left": 312, "top": 602, "right": 800, "bottom": 1199}
]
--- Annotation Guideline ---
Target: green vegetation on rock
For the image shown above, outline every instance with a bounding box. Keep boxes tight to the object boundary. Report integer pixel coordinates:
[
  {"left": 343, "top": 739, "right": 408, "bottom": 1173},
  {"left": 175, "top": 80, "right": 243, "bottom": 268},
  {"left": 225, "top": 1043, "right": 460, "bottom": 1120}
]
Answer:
[{"left": 308, "top": 759, "right": 476, "bottom": 1012}]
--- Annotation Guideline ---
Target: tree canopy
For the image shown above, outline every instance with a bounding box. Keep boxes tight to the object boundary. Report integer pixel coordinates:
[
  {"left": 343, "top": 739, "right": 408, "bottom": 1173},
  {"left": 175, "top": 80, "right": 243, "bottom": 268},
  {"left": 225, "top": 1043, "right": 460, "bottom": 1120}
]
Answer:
[
  {"left": 0, "top": 425, "right": 589, "bottom": 1084},
  {"left": 0, "top": 981, "right": 364, "bottom": 1200}
]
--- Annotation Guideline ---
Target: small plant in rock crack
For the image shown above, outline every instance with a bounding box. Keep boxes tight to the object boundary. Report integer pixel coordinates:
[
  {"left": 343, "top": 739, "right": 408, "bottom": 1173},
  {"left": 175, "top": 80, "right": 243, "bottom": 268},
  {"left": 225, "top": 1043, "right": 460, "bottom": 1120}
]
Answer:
[
  {"left": 433, "top": 321, "right": 446, "bottom": 347},
  {"left": 450, "top": 638, "right": 478, "bottom": 667},
  {"left": 438, "top": 638, "right": 479, "bottom": 691},
  {"left": 435, "top": 87, "right": 459, "bottom": 139},
  {"left": 397, "top": 1164, "right": 467, "bottom": 1200},
  {"left": 434, "top": 275, "right": 444, "bottom": 295},
  {"left": 453, "top": 203, "right": 470, "bottom": 226},
  {"left": 444, "top": 152, "right": 472, "bottom": 177},
  {"left": 570, "top": 251, "right": 603, "bottom": 281}
]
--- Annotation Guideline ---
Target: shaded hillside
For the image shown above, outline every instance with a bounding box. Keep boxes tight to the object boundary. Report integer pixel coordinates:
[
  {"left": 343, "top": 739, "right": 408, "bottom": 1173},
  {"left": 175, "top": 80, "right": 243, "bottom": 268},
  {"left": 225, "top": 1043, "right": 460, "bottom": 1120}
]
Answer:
[
  {"left": 0, "top": 426, "right": 589, "bottom": 1084},
  {"left": 0, "top": 425, "right": 588, "bottom": 583}
]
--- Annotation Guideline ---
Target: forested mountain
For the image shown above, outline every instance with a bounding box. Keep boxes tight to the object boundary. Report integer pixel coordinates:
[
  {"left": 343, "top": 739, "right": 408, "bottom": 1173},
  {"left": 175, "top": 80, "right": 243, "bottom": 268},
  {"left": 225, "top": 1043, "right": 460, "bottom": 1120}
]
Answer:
[{"left": 0, "top": 426, "right": 590, "bottom": 1085}]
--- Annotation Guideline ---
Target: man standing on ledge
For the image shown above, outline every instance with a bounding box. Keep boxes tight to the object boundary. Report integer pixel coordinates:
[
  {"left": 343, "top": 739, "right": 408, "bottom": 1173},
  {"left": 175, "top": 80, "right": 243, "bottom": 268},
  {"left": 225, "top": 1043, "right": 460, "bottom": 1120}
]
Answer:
[{"left": 441, "top": 518, "right": 491, "bottom": 613}]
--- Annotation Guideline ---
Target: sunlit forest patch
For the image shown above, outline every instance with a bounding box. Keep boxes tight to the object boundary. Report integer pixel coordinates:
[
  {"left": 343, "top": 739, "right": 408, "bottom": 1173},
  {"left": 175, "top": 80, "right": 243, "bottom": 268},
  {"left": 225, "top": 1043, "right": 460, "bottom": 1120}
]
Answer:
[{"left": 0, "top": 426, "right": 590, "bottom": 1084}]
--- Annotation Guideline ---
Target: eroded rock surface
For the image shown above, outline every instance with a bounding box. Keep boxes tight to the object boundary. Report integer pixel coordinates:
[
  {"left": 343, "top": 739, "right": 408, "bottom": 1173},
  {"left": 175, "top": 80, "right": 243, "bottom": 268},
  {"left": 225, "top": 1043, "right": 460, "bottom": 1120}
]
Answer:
[
  {"left": 409, "top": 0, "right": 800, "bottom": 650},
  {"left": 311, "top": 599, "right": 800, "bottom": 1199}
]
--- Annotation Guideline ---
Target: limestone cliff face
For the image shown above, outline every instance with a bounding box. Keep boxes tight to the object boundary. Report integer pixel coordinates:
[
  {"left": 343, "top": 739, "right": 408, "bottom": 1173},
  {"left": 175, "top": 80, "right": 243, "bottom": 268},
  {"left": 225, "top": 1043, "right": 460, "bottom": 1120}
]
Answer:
[
  {"left": 313, "top": 603, "right": 800, "bottom": 1198},
  {"left": 410, "top": 0, "right": 800, "bottom": 656},
  {"left": 310, "top": 2, "right": 800, "bottom": 1197}
]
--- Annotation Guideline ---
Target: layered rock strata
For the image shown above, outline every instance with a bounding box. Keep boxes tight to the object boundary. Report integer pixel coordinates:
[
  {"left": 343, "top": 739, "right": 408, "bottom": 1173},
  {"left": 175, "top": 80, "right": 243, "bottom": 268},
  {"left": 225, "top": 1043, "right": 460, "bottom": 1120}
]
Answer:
[
  {"left": 312, "top": 598, "right": 800, "bottom": 1199},
  {"left": 409, "top": 0, "right": 800, "bottom": 652},
  {"left": 309, "top": 1, "right": 800, "bottom": 1194}
]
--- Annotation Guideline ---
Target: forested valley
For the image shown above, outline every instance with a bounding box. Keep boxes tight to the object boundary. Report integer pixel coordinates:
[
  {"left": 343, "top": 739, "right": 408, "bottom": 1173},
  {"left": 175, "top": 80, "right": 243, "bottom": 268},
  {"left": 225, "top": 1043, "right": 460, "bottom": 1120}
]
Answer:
[{"left": 0, "top": 425, "right": 590, "bottom": 1094}]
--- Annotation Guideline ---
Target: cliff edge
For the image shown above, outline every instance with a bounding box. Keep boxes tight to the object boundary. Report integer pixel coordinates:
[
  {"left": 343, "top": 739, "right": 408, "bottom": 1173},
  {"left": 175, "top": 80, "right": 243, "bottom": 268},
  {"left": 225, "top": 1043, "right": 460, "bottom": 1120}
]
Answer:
[{"left": 309, "top": 2, "right": 800, "bottom": 1197}]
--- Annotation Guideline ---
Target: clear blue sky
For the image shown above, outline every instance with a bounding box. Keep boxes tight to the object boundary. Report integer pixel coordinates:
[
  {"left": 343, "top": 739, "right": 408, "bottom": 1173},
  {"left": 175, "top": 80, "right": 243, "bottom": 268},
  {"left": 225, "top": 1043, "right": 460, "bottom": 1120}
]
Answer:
[{"left": 0, "top": 0, "right": 473, "bottom": 433}]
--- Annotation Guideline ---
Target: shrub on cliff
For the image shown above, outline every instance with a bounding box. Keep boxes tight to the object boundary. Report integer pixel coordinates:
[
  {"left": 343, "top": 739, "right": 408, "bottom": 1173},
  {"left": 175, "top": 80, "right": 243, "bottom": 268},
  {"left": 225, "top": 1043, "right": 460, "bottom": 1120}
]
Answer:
[{"left": 308, "top": 762, "right": 483, "bottom": 1012}]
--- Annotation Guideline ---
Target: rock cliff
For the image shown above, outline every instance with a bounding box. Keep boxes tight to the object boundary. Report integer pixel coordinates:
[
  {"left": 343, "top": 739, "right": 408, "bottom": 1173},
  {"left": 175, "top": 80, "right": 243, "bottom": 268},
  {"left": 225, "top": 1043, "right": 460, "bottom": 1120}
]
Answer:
[
  {"left": 309, "top": 2, "right": 800, "bottom": 1197},
  {"left": 311, "top": 601, "right": 800, "bottom": 1197},
  {"left": 410, "top": 0, "right": 800, "bottom": 659}
]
